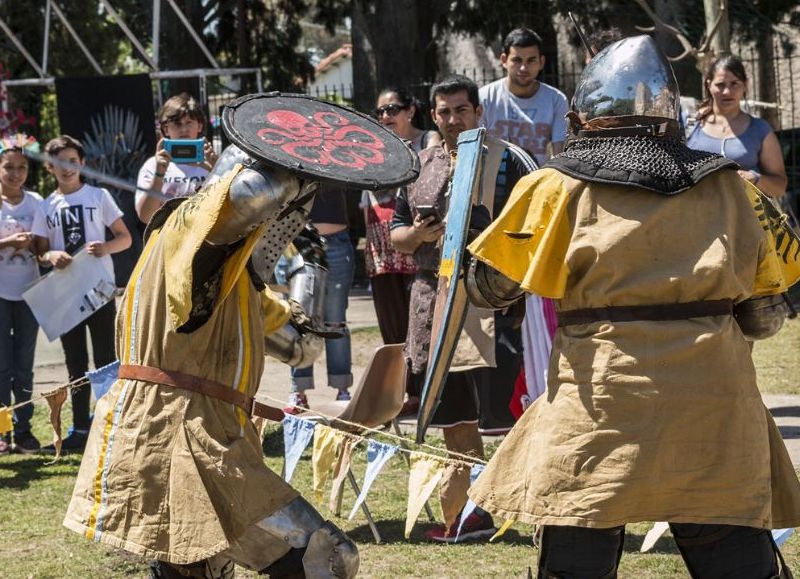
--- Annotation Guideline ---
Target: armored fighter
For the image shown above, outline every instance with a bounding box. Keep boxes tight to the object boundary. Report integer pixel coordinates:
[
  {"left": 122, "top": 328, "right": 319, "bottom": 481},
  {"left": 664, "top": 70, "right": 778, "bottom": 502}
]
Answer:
[
  {"left": 464, "top": 36, "right": 800, "bottom": 576},
  {"left": 62, "top": 94, "right": 418, "bottom": 578}
]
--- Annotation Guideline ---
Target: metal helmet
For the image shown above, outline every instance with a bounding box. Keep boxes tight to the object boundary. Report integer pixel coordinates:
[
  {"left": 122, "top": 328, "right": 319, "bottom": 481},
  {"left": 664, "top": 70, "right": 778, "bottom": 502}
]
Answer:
[{"left": 572, "top": 35, "right": 680, "bottom": 123}]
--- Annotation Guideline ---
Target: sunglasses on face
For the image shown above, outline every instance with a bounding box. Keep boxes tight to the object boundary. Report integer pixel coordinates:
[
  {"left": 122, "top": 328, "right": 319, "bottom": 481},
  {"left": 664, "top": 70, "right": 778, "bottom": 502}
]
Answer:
[{"left": 373, "top": 103, "right": 408, "bottom": 118}]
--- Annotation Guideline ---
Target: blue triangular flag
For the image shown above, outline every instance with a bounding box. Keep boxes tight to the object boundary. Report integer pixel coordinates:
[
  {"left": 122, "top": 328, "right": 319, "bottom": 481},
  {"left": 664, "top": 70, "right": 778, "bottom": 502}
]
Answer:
[
  {"left": 87, "top": 360, "right": 120, "bottom": 401},
  {"left": 282, "top": 415, "right": 316, "bottom": 482},
  {"left": 455, "top": 463, "right": 485, "bottom": 540},
  {"left": 348, "top": 440, "right": 398, "bottom": 520},
  {"left": 772, "top": 528, "right": 794, "bottom": 547}
]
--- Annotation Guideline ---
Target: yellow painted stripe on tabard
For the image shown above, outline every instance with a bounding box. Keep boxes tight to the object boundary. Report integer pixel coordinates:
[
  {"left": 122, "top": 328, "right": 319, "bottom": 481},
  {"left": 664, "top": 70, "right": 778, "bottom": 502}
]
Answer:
[
  {"left": 235, "top": 275, "right": 252, "bottom": 429},
  {"left": 122, "top": 230, "right": 160, "bottom": 364},
  {"left": 84, "top": 385, "right": 127, "bottom": 540}
]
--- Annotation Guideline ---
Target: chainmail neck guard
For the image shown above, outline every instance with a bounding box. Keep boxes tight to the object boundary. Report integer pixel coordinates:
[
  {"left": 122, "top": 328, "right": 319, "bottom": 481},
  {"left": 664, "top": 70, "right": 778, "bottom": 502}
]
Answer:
[{"left": 544, "top": 135, "right": 738, "bottom": 195}]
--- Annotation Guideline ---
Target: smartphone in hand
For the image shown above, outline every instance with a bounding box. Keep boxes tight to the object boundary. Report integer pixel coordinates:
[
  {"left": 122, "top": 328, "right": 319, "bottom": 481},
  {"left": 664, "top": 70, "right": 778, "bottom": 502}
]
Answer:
[{"left": 416, "top": 204, "right": 442, "bottom": 224}]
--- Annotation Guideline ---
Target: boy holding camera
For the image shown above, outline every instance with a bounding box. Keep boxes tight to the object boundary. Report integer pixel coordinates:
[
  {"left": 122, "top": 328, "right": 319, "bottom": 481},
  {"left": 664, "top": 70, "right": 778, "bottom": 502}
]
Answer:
[{"left": 135, "top": 93, "right": 218, "bottom": 224}]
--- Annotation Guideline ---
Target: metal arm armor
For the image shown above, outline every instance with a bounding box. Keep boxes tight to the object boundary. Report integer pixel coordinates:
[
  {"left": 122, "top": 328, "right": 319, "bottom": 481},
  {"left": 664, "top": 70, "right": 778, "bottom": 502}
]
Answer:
[
  {"left": 206, "top": 145, "right": 303, "bottom": 246},
  {"left": 465, "top": 256, "right": 524, "bottom": 310},
  {"left": 263, "top": 232, "right": 328, "bottom": 368}
]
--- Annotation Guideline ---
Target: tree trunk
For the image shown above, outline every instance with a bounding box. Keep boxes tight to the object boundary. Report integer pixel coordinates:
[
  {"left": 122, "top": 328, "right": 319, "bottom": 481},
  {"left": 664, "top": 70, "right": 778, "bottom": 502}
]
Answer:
[
  {"left": 161, "top": 0, "right": 207, "bottom": 95},
  {"left": 755, "top": 28, "right": 779, "bottom": 128},
  {"left": 350, "top": 0, "right": 444, "bottom": 113}
]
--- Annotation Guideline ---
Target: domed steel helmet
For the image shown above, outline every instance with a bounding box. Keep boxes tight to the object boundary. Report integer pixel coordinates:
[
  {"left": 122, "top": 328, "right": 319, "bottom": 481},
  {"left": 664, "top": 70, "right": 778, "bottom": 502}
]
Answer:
[{"left": 572, "top": 35, "right": 680, "bottom": 123}]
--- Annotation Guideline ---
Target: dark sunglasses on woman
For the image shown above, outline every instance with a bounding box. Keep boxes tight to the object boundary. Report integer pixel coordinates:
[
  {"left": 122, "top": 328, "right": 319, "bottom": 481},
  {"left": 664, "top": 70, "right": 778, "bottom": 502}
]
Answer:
[{"left": 373, "top": 103, "right": 408, "bottom": 118}]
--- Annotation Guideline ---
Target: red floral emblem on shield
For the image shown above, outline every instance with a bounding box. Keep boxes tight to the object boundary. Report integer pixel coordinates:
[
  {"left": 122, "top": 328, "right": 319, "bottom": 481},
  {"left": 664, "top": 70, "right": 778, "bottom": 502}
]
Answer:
[{"left": 256, "top": 110, "right": 385, "bottom": 169}]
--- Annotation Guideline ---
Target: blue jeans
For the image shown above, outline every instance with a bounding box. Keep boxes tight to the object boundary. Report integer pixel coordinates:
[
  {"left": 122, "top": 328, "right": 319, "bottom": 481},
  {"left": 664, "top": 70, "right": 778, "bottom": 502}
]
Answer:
[
  {"left": 0, "top": 298, "right": 38, "bottom": 435},
  {"left": 291, "top": 230, "right": 354, "bottom": 392}
]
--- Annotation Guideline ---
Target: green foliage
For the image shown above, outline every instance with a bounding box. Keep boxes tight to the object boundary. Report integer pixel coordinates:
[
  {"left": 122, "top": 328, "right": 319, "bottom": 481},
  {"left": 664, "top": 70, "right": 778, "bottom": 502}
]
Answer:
[
  {"left": 212, "top": 0, "right": 315, "bottom": 91},
  {"left": 34, "top": 92, "right": 59, "bottom": 196}
]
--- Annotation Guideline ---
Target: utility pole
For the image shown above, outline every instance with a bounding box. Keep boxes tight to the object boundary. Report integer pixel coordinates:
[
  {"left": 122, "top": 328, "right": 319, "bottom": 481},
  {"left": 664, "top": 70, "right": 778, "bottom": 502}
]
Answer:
[{"left": 703, "top": 0, "right": 730, "bottom": 57}]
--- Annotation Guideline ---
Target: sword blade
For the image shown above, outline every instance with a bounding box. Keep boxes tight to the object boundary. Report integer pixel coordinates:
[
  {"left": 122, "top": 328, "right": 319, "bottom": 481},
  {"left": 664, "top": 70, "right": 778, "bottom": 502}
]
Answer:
[{"left": 23, "top": 149, "right": 170, "bottom": 201}]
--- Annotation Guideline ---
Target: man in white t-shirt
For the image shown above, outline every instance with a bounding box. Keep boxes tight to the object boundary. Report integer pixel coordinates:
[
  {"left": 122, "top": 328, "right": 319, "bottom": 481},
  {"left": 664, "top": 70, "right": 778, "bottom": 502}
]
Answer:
[
  {"left": 32, "top": 135, "right": 131, "bottom": 453},
  {"left": 479, "top": 28, "right": 569, "bottom": 160},
  {"left": 476, "top": 28, "right": 568, "bottom": 434}
]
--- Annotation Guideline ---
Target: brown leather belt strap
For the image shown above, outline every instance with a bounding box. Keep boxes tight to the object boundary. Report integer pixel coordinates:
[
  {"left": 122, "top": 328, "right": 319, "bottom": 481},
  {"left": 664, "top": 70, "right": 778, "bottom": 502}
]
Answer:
[
  {"left": 118, "top": 364, "right": 284, "bottom": 422},
  {"left": 557, "top": 299, "right": 733, "bottom": 327}
]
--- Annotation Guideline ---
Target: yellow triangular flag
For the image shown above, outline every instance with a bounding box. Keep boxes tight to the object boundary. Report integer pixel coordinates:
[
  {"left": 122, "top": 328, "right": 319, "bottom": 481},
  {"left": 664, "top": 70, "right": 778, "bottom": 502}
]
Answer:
[
  {"left": 405, "top": 452, "right": 445, "bottom": 538},
  {"left": 312, "top": 424, "right": 342, "bottom": 504},
  {"left": 329, "top": 435, "right": 360, "bottom": 512},
  {"left": 489, "top": 519, "right": 515, "bottom": 542},
  {"left": 0, "top": 408, "right": 12, "bottom": 435}
]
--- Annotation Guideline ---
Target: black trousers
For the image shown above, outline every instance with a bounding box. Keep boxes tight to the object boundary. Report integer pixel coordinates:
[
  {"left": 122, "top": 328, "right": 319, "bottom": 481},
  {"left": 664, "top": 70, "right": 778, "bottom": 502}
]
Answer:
[
  {"left": 59, "top": 300, "right": 117, "bottom": 429},
  {"left": 538, "top": 523, "right": 782, "bottom": 579},
  {"left": 371, "top": 272, "right": 416, "bottom": 397}
]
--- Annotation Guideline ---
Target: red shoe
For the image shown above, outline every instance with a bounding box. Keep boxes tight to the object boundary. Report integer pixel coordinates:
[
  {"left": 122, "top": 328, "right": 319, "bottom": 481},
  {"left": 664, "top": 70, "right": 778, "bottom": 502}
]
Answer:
[
  {"left": 283, "top": 392, "right": 310, "bottom": 415},
  {"left": 424, "top": 511, "right": 496, "bottom": 543}
]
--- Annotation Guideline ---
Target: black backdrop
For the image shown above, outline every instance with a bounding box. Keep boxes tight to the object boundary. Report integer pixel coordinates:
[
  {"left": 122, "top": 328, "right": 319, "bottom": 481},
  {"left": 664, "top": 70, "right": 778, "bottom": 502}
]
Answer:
[{"left": 55, "top": 74, "right": 156, "bottom": 286}]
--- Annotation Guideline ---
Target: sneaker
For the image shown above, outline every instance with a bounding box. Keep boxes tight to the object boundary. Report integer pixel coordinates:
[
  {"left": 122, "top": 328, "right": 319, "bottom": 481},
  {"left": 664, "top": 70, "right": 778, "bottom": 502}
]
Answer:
[
  {"left": 424, "top": 510, "right": 496, "bottom": 543},
  {"left": 398, "top": 396, "right": 420, "bottom": 418},
  {"left": 41, "top": 429, "right": 89, "bottom": 455},
  {"left": 13, "top": 432, "right": 41, "bottom": 454},
  {"left": 0, "top": 437, "right": 10, "bottom": 456},
  {"left": 283, "top": 392, "right": 310, "bottom": 415},
  {"left": 335, "top": 389, "right": 351, "bottom": 402}
]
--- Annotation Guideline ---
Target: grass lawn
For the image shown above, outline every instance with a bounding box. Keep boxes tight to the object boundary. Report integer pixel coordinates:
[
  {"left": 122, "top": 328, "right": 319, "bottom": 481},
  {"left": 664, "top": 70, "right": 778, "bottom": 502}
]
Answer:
[{"left": 1, "top": 319, "right": 799, "bottom": 578}]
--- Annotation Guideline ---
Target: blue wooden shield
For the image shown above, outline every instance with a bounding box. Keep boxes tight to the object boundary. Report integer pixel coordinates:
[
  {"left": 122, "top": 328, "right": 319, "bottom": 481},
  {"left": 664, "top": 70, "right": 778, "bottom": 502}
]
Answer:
[{"left": 416, "top": 128, "right": 486, "bottom": 443}]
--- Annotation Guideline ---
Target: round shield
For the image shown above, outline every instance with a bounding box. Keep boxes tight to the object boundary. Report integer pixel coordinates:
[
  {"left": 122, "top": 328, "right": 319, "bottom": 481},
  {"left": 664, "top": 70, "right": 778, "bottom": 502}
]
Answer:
[{"left": 222, "top": 93, "right": 420, "bottom": 190}]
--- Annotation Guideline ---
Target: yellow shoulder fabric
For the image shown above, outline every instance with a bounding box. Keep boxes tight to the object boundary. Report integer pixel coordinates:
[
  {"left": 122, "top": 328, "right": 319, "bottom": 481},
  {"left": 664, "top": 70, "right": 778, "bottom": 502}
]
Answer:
[
  {"left": 261, "top": 288, "right": 292, "bottom": 335},
  {"left": 157, "top": 164, "right": 256, "bottom": 329},
  {"left": 745, "top": 182, "right": 800, "bottom": 296},
  {"left": 468, "top": 168, "right": 572, "bottom": 298}
]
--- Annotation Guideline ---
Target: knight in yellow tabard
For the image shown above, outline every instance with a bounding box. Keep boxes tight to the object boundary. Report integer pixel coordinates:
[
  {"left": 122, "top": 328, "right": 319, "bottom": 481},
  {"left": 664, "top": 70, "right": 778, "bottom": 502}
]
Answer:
[
  {"left": 62, "top": 94, "right": 421, "bottom": 578},
  {"left": 464, "top": 36, "right": 800, "bottom": 577}
]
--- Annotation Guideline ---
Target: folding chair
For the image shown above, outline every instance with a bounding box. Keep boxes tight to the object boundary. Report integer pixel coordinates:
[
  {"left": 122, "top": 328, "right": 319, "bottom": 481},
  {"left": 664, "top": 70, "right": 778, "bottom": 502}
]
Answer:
[{"left": 307, "top": 343, "right": 435, "bottom": 543}]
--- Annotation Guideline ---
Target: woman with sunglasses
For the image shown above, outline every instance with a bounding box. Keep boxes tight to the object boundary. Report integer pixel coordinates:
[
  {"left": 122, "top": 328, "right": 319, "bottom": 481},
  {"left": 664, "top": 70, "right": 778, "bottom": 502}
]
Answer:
[{"left": 363, "top": 88, "right": 440, "bottom": 415}]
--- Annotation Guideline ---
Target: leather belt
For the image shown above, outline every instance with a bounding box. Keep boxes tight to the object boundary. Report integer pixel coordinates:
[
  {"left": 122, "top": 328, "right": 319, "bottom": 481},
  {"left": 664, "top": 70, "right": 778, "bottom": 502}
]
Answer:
[
  {"left": 557, "top": 299, "right": 733, "bottom": 327},
  {"left": 118, "top": 364, "right": 284, "bottom": 422}
]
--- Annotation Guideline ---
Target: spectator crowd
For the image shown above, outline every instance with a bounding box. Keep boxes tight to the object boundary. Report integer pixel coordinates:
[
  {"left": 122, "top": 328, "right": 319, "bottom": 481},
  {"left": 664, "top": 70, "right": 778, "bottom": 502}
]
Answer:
[{"left": 0, "top": 26, "right": 790, "bottom": 545}]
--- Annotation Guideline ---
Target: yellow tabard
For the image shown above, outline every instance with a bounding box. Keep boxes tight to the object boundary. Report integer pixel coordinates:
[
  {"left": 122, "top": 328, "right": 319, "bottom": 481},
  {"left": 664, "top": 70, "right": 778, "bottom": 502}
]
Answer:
[
  {"left": 467, "top": 167, "right": 800, "bottom": 529},
  {"left": 63, "top": 167, "right": 298, "bottom": 564}
]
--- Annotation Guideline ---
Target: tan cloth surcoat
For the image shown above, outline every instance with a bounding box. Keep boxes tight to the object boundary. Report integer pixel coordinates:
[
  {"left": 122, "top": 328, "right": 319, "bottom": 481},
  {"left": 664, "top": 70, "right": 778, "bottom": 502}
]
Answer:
[
  {"left": 467, "top": 167, "right": 800, "bottom": 529},
  {"left": 63, "top": 168, "right": 298, "bottom": 564}
]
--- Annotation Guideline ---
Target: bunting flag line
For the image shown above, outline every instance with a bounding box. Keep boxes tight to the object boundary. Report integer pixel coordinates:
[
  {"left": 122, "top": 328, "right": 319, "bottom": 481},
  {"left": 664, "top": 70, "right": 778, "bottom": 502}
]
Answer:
[
  {"left": 348, "top": 440, "right": 399, "bottom": 521},
  {"left": 266, "top": 393, "right": 485, "bottom": 467},
  {"left": 312, "top": 424, "right": 343, "bottom": 504},
  {"left": 455, "top": 463, "right": 485, "bottom": 540},
  {"left": 44, "top": 386, "right": 69, "bottom": 461},
  {"left": 0, "top": 408, "right": 12, "bottom": 435},
  {"left": 329, "top": 434, "right": 361, "bottom": 512},
  {"left": 282, "top": 415, "right": 316, "bottom": 483},
  {"left": 405, "top": 452, "right": 445, "bottom": 538},
  {"left": 87, "top": 361, "right": 120, "bottom": 401}
]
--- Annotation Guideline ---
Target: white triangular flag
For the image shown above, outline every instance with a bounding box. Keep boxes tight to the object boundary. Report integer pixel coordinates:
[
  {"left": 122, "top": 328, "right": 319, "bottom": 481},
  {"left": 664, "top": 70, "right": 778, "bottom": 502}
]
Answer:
[{"left": 348, "top": 440, "right": 398, "bottom": 520}]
